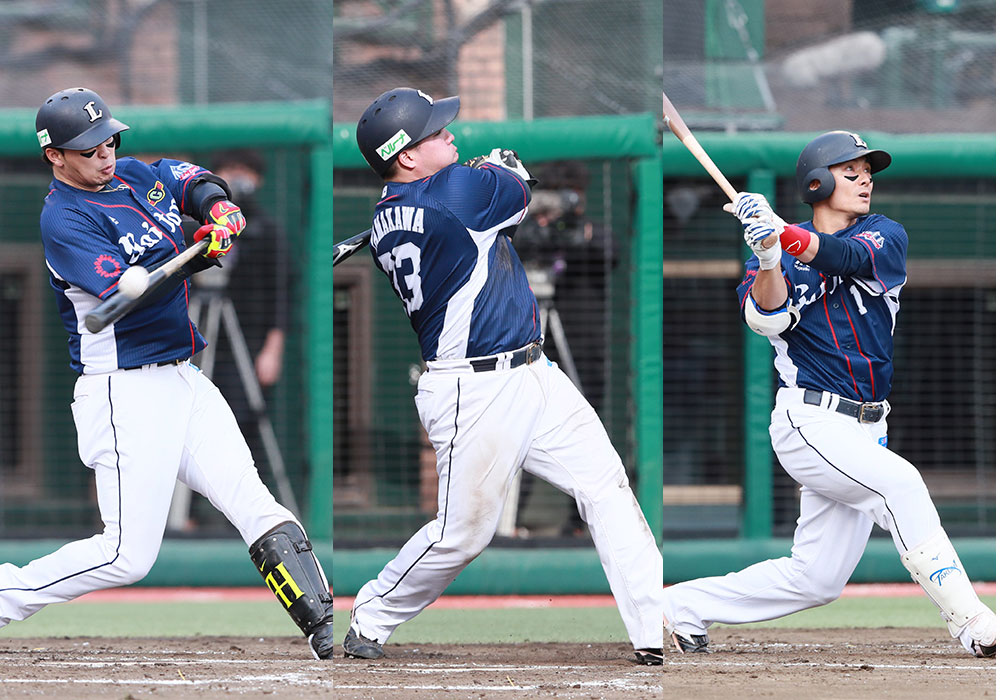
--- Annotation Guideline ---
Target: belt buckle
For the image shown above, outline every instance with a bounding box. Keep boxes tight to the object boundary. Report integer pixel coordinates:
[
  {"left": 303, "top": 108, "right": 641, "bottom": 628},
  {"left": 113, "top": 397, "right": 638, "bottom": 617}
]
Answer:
[
  {"left": 525, "top": 343, "right": 541, "bottom": 366},
  {"left": 859, "top": 402, "right": 883, "bottom": 424}
]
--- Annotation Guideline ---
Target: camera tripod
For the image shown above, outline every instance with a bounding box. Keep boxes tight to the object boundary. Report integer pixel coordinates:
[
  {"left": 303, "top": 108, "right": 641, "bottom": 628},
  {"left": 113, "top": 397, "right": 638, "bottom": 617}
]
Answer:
[
  {"left": 167, "top": 278, "right": 300, "bottom": 530},
  {"left": 497, "top": 267, "right": 582, "bottom": 537}
]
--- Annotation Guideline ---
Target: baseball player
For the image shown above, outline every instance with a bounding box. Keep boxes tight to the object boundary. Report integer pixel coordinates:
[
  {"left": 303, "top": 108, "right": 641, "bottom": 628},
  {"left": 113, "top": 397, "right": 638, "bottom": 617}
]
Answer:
[
  {"left": 344, "top": 87, "right": 664, "bottom": 665},
  {"left": 663, "top": 131, "right": 996, "bottom": 658},
  {"left": 0, "top": 87, "right": 334, "bottom": 659}
]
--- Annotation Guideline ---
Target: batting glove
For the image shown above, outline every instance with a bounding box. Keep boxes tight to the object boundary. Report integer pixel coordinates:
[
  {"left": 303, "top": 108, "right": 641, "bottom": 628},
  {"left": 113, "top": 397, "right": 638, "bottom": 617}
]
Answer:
[
  {"left": 194, "top": 223, "right": 234, "bottom": 259},
  {"left": 207, "top": 200, "right": 246, "bottom": 237},
  {"left": 462, "top": 154, "right": 489, "bottom": 168},
  {"left": 724, "top": 192, "right": 774, "bottom": 225},
  {"left": 467, "top": 148, "right": 538, "bottom": 188},
  {"left": 743, "top": 219, "right": 782, "bottom": 270}
]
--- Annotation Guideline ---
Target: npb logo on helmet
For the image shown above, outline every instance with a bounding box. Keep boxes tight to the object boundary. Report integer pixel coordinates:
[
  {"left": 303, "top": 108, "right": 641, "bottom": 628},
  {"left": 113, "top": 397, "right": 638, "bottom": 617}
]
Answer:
[
  {"left": 37, "top": 129, "right": 52, "bottom": 147},
  {"left": 378, "top": 129, "right": 412, "bottom": 162}
]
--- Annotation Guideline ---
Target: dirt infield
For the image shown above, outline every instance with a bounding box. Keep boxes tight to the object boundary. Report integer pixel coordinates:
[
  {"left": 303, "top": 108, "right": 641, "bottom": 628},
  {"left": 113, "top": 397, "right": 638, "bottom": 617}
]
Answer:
[
  {"left": 0, "top": 638, "right": 660, "bottom": 699},
  {"left": 2, "top": 629, "right": 994, "bottom": 699},
  {"left": 667, "top": 628, "right": 995, "bottom": 699}
]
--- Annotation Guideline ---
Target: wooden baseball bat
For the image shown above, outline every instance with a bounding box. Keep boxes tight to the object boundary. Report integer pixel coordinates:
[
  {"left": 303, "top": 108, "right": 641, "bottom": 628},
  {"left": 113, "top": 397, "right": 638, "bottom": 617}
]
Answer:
[
  {"left": 84, "top": 239, "right": 210, "bottom": 333},
  {"left": 662, "top": 92, "right": 777, "bottom": 248},
  {"left": 332, "top": 229, "right": 372, "bottom": 267}
]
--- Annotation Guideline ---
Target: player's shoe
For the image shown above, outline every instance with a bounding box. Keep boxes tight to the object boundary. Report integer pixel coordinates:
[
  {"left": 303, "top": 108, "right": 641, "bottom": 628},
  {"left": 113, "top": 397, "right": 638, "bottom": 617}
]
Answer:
[
  {"left": 343, "top": 626, "right": 385, "bottom": 659},
  {"left": 669, "top": 630, "right": 710, "bottom": 654},
  {"left": 664, "top": 614, "right": 710, "bottom": 654},
  {"left": 634, "top": 648, "right": 664, "bottom": 665},
  {"left": 959, "top": 609, "right": 996, "bottom": 658},
  {"left": 308, "top": 620, "right": 335, "bottom": 660}
]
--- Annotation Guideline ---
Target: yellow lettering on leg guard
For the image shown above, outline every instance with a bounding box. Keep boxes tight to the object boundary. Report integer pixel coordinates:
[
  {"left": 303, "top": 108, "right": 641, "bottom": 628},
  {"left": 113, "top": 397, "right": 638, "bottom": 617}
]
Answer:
[{"left": 266, "top": 561, "right": 306, "bottom": 608}]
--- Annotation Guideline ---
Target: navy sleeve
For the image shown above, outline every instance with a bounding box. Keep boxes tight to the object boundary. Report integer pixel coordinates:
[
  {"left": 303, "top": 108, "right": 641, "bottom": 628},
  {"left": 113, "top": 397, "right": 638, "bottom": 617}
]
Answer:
[
  {"left": 40, "top": 201, "right": 126, "bottom": 299},
  {"left": 849, "top": 217, "right": 908, "bottom": 293},
  {"left": 148, "top": 159, "right": 212, "bottom": 218},
  {"left": 429, "top": 164, "right": 530, "bottom": 234},
  {"left": 808, "top": 234, "right": 873, "bottom": 277}
]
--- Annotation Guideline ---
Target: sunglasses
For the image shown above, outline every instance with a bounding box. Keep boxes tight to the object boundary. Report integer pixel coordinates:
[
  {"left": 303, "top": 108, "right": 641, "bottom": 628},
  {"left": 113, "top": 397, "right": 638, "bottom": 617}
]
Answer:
[{"left": 79, "top": 134, "right": 121, "bottom": 159}]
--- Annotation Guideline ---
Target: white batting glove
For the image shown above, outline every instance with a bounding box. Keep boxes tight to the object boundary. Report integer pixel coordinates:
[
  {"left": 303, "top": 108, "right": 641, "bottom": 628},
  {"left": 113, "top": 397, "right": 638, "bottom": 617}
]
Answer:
[
  {"left": 483, "top": 148, "right": 537, "bottom": 187},
  {"left": 744, "top": 219, "right": 782, "bottom": 270},
  {"left": 723, "top": 192, "right": 774, "bottom": 225}
]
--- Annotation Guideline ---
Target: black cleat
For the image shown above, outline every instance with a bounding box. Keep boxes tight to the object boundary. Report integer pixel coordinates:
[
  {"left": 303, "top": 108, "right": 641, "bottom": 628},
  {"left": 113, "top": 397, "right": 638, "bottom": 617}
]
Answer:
[
  {"left": 343, "top": 626, "right": 385, "bottom": 659},
  {"left": 973, "top": 640, "right": 996, "bottom": 658},
  {"left": 634, "top": 647, "right": 664, "bottom": 665},
  {"left": 670, "top": 630, "right": 710, "bottom": 653},
  {"left": 308, "top": 620, "right": 335, "bottom": 660}
]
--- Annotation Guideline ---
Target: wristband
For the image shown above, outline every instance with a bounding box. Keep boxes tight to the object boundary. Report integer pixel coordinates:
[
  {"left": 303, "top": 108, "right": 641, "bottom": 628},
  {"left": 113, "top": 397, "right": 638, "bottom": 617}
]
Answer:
[{"left": 779, "top": 224, "right": 811, "bottom": 256}]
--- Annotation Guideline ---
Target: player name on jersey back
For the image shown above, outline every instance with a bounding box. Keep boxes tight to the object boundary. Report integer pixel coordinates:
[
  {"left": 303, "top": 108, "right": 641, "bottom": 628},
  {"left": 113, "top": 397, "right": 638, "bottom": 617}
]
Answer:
[{"left": 372, "top": 205, "right": 425, "bottom": 238}]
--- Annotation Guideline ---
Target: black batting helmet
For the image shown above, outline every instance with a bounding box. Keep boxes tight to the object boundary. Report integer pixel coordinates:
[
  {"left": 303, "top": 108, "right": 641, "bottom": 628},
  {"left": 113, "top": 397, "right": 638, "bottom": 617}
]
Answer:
[
  {"left": 356, "top": 88, "right": 460, "bottom": 176},
  {"left": 795, "top": 131, "right": 891, "bottom": 204},
  {"left": 36, "top": 87, "right": 129, "bottom": 151}
]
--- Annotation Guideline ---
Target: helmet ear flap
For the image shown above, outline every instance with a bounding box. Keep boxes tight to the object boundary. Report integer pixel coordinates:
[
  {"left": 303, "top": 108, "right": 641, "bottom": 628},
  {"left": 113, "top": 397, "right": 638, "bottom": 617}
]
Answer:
[{"left": 801, "top": 167, "right": 835, "bottom": 204}]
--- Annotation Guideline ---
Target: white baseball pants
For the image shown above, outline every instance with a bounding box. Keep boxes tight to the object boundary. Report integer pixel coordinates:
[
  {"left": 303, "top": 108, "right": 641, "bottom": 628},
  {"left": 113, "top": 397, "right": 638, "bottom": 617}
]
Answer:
[
  {"left": 0, "top": 362, "right": 295, "bottom": 627},
  {"left": 351, "top": 356, "right": 663, "bottom": 651},
  {"left": 665, "top": 387, "right": 943, "bottom": 635}
]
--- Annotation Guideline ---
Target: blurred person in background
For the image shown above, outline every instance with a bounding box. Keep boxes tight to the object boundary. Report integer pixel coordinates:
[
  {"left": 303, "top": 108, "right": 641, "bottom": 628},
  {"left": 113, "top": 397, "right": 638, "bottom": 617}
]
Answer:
[
  {"left": 343, "top": 87, "right": 664, "bottom": 666},
  {"left": 513, "top": 160, "right": 617, "bottom": 538},
  {"left": 0, "top": 88, "right": 334, "bottom": 660}
]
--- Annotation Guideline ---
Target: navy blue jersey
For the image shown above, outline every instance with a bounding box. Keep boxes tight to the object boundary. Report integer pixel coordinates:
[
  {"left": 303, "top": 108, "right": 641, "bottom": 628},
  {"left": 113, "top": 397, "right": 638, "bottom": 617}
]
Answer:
[
  {"left": 737, "top": 214, "right": 907, "bottom": 402},
  {"left": 370, "top": 162, "right": 540, "bottom": 361},
  {"left": 40, "top": 156, "right": 210, "bottom": 374}
]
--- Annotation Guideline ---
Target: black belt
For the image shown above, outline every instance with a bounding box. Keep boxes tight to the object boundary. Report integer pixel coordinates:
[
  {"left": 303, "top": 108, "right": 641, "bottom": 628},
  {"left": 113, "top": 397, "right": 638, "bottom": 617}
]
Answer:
[
  {"left": 803, "top": 389, "right": 886, "bottom": 424},
  {"left": 121, "top": 358, "right": 187, "bottom": 371},
  {"left": 469, "top": 342, "right": 542, "bottom": 372}
]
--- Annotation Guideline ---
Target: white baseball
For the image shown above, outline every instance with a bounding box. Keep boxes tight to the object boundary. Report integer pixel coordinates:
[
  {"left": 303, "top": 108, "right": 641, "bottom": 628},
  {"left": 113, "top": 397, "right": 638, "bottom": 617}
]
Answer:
[{"left": 117, "top": 265, "right": 149, "bottom": 299}]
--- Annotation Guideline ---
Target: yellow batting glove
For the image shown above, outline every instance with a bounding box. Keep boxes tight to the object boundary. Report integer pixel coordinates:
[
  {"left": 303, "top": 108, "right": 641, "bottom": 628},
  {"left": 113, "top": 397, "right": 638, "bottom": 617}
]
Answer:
[
  {"left": 207, "top": 200, "right": 246, "bottom": 237},
  {"left": 193, "top": 223, "right": 234, "bottom": 259}
]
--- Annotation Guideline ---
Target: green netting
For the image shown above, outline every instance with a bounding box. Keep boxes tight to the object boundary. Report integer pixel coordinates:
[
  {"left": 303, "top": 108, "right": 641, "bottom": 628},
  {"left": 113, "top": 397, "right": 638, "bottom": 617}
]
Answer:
[
  {"left": 333, "top": 115, "right": 663, "bottom": 545},
  {"left": 662, "top": 133, "right": 995, "bottom": 542},
  {"left": 0, "top": 102, "right": 333, "bottom": 540}
]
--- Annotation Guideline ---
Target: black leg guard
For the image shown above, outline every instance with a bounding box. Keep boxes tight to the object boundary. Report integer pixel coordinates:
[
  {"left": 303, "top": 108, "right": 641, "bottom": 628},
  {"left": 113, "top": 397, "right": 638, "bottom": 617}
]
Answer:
[{"left": 249, "top": 521, "right": 334, "bottom": 659}]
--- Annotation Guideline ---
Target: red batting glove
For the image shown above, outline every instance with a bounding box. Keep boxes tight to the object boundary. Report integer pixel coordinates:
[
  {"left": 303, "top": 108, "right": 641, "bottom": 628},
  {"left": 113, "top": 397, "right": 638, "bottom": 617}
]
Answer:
[
  {"left": 194, "top": 223, "right": 234, "bottom": 259},
  {"left": 207, "top": 200, "right": 246, "bottom": 237}
]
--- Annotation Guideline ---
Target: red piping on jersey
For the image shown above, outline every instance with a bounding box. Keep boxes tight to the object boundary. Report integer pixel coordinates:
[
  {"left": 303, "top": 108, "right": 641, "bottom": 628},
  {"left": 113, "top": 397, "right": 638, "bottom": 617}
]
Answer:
[
  {"left": 83, "top": 200, "right": 181, "bottom": 254},
  {"left": 841, "top": 301, "right": 876, "bottom": 400},
  {"left": 178, "top": 171, "right": 207, "bottom": 215},
  {"left": 376, "top": 193, "right": 401, "bottom": 206},
  {"left": 738, "top": 270, "right": 757, "bottom": 308},
  {"left": 99, "top": 281, "right": 119, "bottom": 298},
  {"left": 483, "top": 164, "right": 529, "bottom": 223},
  {"left": 821, "top": 277, "right": 860, "bottom": 398},
  {"left": 852, "top": 237, "right": 888, "bottom": 292}
]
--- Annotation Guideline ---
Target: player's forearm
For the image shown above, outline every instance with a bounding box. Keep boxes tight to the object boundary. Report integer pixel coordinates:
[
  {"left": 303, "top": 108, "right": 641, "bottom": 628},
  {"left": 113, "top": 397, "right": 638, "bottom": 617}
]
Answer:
[
  {"left": 801, "top": 232, "right": 873, "bottom": 276},
  {"left": 750, "top": 266, "right": 789, "bottom": 311}
]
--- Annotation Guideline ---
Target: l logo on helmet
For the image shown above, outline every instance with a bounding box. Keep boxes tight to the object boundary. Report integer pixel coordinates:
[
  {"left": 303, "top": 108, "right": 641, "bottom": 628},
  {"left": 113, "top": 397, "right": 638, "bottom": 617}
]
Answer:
[
  {"left": 849, "top": 132, "right": 867, "bottom": 149},
  {"left": 377, "top": 129, "right": 412, "bottom": 161},
  {"left": 417, "top": 90, "right": 434, "bottom": 105},
  {"left": 83, "top": 101, "right": 103, "bottom": 123}
]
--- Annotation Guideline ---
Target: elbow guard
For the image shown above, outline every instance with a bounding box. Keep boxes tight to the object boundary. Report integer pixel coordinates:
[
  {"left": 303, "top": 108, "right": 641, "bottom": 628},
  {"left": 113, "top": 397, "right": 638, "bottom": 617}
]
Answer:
[
  {"left": 744, "top": 295, "right": 801, "bottom": 337},
  {"left": 187, "top": 173, "right": 232, "bottom": 222}
]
